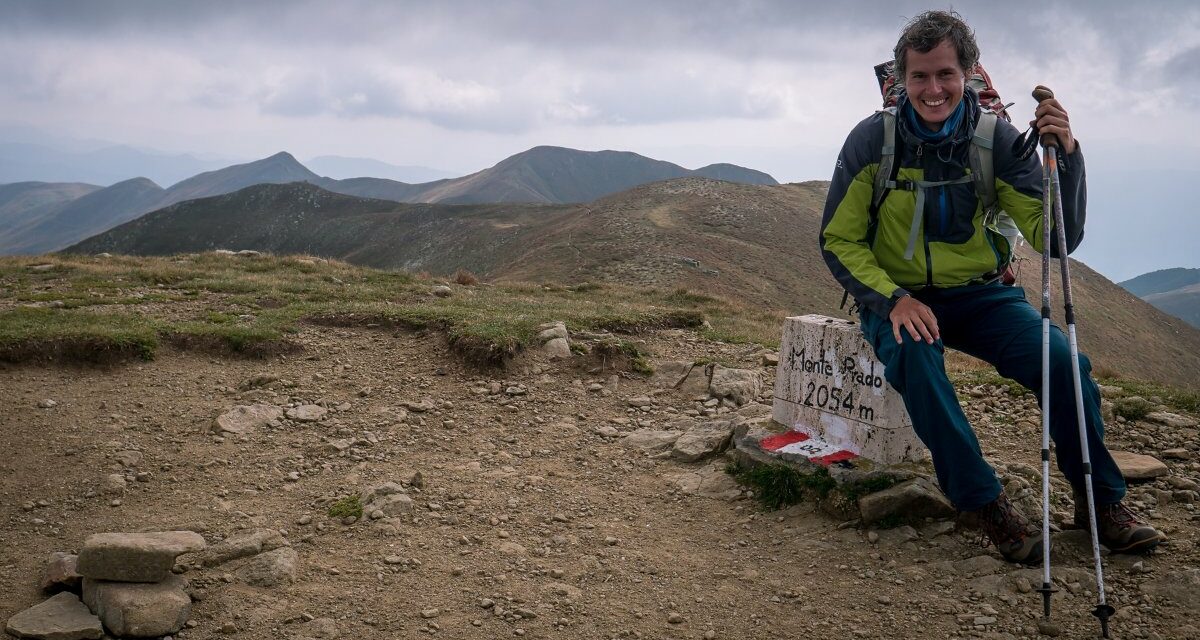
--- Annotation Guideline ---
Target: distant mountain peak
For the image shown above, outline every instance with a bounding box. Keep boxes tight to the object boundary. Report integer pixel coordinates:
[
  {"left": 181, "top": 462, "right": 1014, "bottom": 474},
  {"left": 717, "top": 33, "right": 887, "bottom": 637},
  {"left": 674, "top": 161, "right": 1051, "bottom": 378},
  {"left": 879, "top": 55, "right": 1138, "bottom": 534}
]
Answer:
[{"left": 264, "top": 151, "right": 300, "bottom": 163}]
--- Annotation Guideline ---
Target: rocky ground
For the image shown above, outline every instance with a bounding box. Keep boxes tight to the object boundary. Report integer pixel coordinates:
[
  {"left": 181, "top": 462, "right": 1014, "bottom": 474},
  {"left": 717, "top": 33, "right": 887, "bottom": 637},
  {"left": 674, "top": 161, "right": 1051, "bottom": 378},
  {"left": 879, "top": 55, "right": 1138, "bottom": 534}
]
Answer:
[{"left": 2, "top": 324, "right": 1199, "bottom": 640}]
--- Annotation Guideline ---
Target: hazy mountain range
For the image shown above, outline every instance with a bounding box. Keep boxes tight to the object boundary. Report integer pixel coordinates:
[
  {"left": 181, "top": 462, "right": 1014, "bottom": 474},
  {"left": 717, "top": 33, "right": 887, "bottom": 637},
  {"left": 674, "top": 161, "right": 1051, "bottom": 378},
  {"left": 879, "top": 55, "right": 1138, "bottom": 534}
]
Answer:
[
  {"left": 1120, "top": 268, "right": 1200, "bottom": 329},
  {"left": 66, "top": 178, "right": 1200, "bottom": 390},
  {"left": 0, "top": 146, "right": 777, "bottom": 255},
  {"left": 304, "top": 156, "right": 458, "bottom": 183}
]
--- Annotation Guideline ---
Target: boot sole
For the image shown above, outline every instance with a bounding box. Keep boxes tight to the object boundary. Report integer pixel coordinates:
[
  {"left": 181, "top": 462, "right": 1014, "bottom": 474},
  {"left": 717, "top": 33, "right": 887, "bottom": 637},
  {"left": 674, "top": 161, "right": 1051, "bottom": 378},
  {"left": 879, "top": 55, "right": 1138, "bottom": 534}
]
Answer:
[{"left": 1106, "top": 533, "right": 1166, "bottom": 554}]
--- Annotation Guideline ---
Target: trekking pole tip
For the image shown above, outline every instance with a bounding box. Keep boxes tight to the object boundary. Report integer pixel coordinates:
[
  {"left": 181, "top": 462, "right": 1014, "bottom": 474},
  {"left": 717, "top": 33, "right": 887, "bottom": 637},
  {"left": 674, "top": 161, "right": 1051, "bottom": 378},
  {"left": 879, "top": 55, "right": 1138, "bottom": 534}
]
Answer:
[{"left": 1093, "top": 603, "right": 1116, "bottom": 638}]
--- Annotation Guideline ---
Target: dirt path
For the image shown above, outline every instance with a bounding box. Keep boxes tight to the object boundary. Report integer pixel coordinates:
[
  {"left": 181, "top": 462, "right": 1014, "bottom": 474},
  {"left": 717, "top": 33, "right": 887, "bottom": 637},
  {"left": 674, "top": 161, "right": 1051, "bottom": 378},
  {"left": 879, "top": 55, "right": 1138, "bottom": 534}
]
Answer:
[{"left": 2, "top": 327, "right": 1197, "bottom": 639}]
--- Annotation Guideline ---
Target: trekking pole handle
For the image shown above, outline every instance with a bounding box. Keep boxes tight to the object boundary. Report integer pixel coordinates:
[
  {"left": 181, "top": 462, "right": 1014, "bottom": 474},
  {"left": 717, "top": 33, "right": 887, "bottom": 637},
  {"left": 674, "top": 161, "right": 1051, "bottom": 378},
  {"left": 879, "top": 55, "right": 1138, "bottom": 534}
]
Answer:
[{"left": 1031, "top": 86, "right": 1058, "bottom": 148}]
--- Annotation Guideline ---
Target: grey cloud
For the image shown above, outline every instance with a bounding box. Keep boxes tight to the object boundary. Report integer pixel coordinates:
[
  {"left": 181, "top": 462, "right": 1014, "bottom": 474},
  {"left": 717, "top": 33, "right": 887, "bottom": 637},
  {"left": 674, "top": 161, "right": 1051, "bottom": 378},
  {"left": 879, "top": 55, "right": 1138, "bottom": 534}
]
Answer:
[{"left": 8, "top": 1, "right": 1191, "bottom": 58}]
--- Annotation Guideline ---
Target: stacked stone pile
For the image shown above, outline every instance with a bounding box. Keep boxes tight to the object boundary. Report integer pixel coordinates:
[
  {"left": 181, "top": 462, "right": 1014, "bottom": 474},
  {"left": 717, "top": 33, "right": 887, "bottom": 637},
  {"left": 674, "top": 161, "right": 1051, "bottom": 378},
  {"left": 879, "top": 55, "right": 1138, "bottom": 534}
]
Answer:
[
  {"left": 6, "top": 531, "right": 204, "bottom": 639},
  {"left": 537, "top": 321, "right": 572, "bottom": 359}
]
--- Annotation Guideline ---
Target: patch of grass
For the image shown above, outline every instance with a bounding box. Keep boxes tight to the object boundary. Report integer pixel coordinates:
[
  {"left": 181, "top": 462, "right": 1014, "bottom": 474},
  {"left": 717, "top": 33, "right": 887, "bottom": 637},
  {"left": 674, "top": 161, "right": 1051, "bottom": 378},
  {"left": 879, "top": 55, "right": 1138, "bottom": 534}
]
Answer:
[
  {"left": 726, "top": 462, "right": 836, "bottom": 509},
  {"left": 1100, "top": 378, "right": 1199, "bottom": 415},
  {"left": 203, "top": 311, "right": 239, "bottom": 325},
  {"left": 0, "top": 307, "right": 158, "bottom": 363},
  {"left": 327, "top": 495, "right": 363, "bottom": 520},
  {"left": 665, "top": 287, "right": 718, "bottom": 305},
  {"left": 168, "top": 323, "right": 293, "bottom": 356},
  {"left": 592, "top": 339, "right": 654, "bottom": 376},
  {"left": 0, "top": 252, "right": 766, "bottom": 367},
  {"left": 1113, "top": 396, "right": 1153, "bottom": 421},
  {"left": 950, "top": 368, "right": 1029, "bottom": 398}
]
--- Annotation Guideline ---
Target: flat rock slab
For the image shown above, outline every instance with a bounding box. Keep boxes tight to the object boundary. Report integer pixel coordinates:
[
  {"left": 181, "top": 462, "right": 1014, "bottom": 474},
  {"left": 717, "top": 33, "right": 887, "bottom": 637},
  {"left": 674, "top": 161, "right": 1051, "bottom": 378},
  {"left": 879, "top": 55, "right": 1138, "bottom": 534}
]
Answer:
[
  {"left": 212, "top": 404, "right": 283, "bottom": 435},
  {"left": 1109, "top": 450, "right": 1169, "bottom": 480},
  {"left": 651, "top": 360, "right": 694, "bottom": 389},
  {"left": 1146, "top": 411, "right": 1199, "bottom": 429},
  {"left": 621, "top": 429, "right": 681, "bottom": 455},
  {"left": 286, "top": 404, "right": 328, "bottom": 422},
  {"left": 201, "top": 528, "right": 288, "bottom": 567},
  {"left": 708, "top": 365, "right": 762, "bottom": 406},
  {"left": 41, "top": 552, "right": 82, "bottom": 592},
  {"left": 858, "top": 477, "right": 955, "bottom": 524},
  {"left": 5, "top": 592, "right": 103, "bottom": 640},
  {"left": 672, "top": 421, "right": 735, "bottom": 462},
  {"left": 236, "top": 547, "right": 298, "bottom": 587},
  {"left": 77, "top": 531, "right": 206, "bottom": 583},
  {"left": 677, "top": 365, "right": 711, "bottom": 398},
  {"left": 401, "top": 398, "right": 436, "bottom": 413},
  {"left": 360, "top": 482, "right": 415, "bottom": 516},
  {"left": 82, "top": 575, "right": 190, "bottom": 638}
]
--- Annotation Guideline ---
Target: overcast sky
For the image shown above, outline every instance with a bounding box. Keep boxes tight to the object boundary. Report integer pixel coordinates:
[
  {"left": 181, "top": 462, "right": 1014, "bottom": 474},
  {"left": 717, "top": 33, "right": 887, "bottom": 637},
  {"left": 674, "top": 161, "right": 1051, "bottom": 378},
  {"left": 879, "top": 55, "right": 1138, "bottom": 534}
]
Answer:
[{"left": 2, "top": 0, "right": 1197, "bottom": 280}]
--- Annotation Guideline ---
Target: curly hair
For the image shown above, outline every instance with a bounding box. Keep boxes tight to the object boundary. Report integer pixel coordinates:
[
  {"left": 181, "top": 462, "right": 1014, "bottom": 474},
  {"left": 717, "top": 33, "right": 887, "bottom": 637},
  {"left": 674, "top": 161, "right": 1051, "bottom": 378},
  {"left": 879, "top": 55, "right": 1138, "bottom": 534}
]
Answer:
[{"left": 893, "top": 10, "right": 979, "bottom": 81}]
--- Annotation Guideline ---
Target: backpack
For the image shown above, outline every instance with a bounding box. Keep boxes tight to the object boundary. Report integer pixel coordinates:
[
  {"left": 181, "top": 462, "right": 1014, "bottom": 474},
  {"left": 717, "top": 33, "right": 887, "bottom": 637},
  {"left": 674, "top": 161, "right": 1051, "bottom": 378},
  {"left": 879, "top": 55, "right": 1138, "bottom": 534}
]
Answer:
[{"left": 870, "top": 61, "right": 1022, "bottom": 277}]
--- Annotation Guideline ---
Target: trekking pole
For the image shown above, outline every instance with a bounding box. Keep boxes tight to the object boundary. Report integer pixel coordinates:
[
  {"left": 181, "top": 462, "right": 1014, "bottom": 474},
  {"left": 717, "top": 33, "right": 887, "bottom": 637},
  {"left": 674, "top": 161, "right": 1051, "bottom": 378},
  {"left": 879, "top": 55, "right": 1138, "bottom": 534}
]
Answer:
[
  {"left": 1032, "top": 85, "right": 1116, "bottom": 638},
  {"left": 1034, "top": 88, "right": 1057, "bottom": 626}
]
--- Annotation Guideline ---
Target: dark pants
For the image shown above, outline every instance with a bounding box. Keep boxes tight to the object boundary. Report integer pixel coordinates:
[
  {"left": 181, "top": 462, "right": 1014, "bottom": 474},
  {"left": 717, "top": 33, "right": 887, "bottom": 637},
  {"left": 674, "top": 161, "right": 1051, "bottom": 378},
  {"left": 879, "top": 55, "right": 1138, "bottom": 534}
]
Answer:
[{"left": 859, "top": 283, "right": 1126, "bottom": 511}]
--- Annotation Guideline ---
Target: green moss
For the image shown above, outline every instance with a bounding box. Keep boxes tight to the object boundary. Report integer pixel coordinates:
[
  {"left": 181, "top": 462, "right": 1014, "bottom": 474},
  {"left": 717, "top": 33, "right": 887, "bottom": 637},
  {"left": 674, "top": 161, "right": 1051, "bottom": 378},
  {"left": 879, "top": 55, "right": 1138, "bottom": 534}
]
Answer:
[{"left": 327, "top": 495, "right": 363, "bottom": 519}]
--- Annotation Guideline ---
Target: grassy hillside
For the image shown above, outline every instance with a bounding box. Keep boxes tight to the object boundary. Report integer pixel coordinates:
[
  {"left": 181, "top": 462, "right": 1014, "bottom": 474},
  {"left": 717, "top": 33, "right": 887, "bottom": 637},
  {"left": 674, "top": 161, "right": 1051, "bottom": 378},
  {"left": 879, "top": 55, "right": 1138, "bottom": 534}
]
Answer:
[
  {"left": 61, "top": 178, "right": 1200, "bottom": 390},
  {"left": 1143, "top": 284, "right": 1200, "bottom": 329},
  {"left": 0, "top": 253, "right": 723, "bottom": 366}
]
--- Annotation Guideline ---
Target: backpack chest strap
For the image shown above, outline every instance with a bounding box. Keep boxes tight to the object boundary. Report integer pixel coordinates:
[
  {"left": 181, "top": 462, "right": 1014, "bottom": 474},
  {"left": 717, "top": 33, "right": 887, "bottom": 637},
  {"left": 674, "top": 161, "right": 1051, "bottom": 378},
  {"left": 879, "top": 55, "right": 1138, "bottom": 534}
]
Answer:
[{"left": 891, "top": 175, "right": 975, "bottom": 260}]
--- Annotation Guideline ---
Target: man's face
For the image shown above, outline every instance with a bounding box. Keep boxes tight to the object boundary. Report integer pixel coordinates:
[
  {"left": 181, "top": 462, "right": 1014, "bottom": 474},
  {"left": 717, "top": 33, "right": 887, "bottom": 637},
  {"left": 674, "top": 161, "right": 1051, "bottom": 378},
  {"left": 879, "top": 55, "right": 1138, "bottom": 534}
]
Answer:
[{"left": 903, "top": 38, "right": 966, "bottom": 127}]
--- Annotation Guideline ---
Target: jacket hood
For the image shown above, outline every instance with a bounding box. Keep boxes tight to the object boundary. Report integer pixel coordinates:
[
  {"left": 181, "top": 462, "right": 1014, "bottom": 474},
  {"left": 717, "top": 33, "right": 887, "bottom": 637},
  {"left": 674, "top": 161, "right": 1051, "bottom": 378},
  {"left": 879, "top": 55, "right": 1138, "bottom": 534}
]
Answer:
[{"left": 896, "top": 85, "right": 981, "bottom": 149}]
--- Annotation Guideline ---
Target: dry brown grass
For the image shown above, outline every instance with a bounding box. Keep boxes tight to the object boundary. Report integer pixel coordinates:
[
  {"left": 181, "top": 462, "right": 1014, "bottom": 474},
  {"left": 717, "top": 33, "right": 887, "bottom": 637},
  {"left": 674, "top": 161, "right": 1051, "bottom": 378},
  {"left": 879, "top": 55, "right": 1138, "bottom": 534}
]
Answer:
[{"left": 453, "top": 268, "right": 479, "bottom": 286}]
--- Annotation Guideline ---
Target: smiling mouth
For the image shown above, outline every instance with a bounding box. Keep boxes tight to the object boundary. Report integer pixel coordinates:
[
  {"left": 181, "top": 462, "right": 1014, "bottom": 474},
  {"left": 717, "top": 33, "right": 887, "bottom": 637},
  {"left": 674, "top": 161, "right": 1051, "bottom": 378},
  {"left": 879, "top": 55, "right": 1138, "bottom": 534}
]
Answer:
[{"left": 922, "top": 97, "right": 947, "bottom": 107}]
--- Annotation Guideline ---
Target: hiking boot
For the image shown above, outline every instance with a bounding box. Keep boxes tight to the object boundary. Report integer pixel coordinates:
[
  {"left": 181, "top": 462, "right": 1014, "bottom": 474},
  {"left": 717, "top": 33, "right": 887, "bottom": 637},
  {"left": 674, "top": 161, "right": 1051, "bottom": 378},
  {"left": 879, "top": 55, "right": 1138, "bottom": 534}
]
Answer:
[
  {"left": 973, "top": 492, "right": 1043, "bottom": 564},
  {"left": 1074, "top": 490, "right": 1166, "bottom": 553}
]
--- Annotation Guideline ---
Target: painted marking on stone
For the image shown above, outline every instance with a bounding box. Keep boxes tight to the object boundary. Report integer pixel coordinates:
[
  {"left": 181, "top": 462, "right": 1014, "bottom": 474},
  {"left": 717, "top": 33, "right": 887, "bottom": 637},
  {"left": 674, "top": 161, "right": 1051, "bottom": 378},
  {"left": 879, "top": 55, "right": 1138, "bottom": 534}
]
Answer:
[
  {"left": 760, "top": 430, "right": 857, "bottom": 467},
  {"left": 760, "top": 430, "right": 810, "bottom": 450}
]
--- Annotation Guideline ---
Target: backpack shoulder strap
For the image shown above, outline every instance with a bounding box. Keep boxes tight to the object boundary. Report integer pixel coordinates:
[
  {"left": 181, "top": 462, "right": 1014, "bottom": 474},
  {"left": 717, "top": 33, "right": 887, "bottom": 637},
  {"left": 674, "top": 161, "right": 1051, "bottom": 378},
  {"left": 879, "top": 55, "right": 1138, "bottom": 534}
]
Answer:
[
  {"left": 871, "top": 107, "right": 898, "bottom": 213},
  {"left": 969, "top": 111, "right": 999, "bottom": 223}
]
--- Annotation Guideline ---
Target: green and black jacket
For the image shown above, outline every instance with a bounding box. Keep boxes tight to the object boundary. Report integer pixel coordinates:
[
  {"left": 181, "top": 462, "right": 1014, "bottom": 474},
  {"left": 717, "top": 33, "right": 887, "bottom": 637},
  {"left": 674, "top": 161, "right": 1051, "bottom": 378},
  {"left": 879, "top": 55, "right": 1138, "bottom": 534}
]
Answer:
[{"left": 820, "top": 87, "right": 1086, "bottom": 319}]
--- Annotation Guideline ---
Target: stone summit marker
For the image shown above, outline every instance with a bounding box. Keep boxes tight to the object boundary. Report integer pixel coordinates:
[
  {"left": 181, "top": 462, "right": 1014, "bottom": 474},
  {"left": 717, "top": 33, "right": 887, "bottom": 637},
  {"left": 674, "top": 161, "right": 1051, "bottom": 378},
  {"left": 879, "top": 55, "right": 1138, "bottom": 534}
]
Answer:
[{"left": 771, "top": 314, "right": 926, "bottom": 465}]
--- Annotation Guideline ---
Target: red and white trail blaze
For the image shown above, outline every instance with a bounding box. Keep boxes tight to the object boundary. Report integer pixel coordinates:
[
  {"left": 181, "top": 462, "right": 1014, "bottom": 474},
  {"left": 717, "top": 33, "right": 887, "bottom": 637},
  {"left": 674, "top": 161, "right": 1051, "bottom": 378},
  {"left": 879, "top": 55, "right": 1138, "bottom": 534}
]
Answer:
[{"left": 759, "top": 430, "right": 858, "bottom": 466}]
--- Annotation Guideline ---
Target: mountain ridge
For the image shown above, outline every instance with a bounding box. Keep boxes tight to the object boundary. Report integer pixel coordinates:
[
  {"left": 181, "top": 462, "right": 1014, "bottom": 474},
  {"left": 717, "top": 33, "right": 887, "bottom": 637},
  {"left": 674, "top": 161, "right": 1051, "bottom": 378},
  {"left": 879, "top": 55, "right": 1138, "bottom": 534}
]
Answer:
[
  {"left": 1121, "top": 267, "right": 1200, "bottom": 329},
  {"left": 1, "top": 147, "right": 778, "bottom": 255}
]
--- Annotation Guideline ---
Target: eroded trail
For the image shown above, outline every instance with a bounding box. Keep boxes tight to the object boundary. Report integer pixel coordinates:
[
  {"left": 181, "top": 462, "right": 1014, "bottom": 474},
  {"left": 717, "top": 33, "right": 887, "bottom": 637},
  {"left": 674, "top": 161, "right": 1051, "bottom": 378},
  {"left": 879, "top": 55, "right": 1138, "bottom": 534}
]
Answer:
[{"left": 2, "top": 327, "right": 1197, "bottom": 640}]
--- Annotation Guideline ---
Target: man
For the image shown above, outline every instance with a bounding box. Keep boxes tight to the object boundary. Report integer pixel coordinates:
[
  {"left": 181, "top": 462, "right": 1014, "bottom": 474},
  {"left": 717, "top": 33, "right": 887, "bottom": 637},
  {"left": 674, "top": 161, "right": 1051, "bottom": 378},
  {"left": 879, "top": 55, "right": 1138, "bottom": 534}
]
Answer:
[{"left": 819, "top": 10, "right": 1164, "bottom": 563}]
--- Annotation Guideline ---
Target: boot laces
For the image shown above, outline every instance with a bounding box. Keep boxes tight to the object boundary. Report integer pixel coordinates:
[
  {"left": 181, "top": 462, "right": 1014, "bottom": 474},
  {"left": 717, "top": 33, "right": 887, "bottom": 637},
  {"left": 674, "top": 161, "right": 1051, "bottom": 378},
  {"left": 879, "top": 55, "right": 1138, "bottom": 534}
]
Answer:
[
  {"left": 1101, "top": 502, "right": 1139, "bottom": 529},
  {"left": 978, "top": 496, "right": 1030, "bottom": 547}
]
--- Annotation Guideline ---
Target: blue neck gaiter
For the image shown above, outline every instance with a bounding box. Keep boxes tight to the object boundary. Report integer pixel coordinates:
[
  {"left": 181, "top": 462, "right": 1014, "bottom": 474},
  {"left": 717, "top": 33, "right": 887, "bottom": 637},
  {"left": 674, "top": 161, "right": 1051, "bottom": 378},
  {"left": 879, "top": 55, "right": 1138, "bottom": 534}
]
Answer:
[{"left": 903, "top": 97, "right": 965, "bottom": 143}]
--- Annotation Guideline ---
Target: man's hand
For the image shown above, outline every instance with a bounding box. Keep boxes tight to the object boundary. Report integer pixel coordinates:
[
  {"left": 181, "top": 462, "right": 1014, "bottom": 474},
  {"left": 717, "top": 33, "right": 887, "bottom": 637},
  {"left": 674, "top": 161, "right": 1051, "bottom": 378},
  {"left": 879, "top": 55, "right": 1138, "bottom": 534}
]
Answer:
[
  {"left": 1031, "top": 97, "right": 1076, "bottom": 155},
  {"left": 889, "top": 295, "right": 940, "bottom": 344}
]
